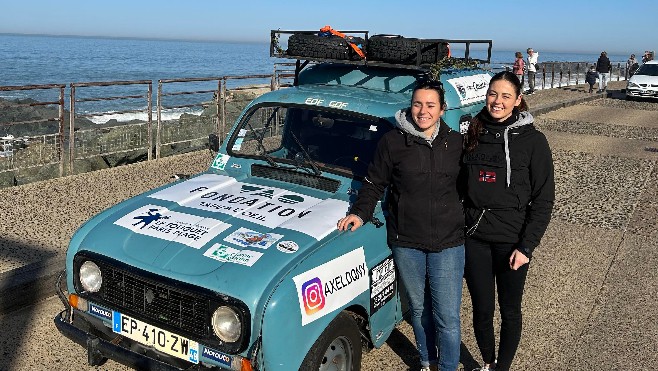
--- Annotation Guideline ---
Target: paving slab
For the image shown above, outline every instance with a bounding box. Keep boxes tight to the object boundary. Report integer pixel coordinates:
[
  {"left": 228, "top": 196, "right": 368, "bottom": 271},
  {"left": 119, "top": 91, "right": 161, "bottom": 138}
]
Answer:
[{"left": 566, "top": 233, "right": 658, "bottom": 369}]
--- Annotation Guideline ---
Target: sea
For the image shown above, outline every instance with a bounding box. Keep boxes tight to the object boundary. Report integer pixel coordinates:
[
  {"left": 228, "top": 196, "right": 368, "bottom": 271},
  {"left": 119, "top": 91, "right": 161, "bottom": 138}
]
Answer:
[{"left": 0, "top": 33, "right": 631, "bottom": 124}]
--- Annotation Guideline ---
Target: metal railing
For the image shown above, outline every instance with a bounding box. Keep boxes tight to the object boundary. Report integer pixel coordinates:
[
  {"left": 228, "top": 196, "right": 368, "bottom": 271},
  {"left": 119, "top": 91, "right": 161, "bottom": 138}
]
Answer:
[
  {"left": 156, "top": 74, "right": 275, "bottom": 159},
  {"left": 0, "top": 84, "right": 66, "bottom": 180},
  {"left": 0, "top": 75, "right": 276, "bottom": 187},
  {"left": 69, "top": 80, "right": 153, "bottom": 174},
  {"left": 501, "top": 61, "right": 630, "bottom": 90}
]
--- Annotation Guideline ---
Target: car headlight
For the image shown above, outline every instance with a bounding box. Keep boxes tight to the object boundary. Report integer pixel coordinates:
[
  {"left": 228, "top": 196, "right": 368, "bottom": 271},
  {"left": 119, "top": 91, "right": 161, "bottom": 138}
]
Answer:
[
  {"left": 627, "top": 82, "right": 640, "bottom": 88},
  {"left": 79, "top": 261, "right": 102, "bottom": 292},
  {"left": 211, "top": 306, "right": 241, "bottom": 342}
]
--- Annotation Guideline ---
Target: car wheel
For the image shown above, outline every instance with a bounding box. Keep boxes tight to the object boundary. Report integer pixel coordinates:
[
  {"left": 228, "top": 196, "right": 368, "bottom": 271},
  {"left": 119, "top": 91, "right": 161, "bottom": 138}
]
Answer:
[
  {"left": 625, "top": 94, "right": 633, "bottom": 101},
  {"left": 299, "top": 312, "right": 363, "bottom": 371}
]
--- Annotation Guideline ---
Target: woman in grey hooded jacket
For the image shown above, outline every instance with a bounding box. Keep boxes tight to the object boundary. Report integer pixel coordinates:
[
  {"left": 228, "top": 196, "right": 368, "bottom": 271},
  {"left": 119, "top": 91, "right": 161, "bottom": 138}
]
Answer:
[{"left": 338, "top": 80, "right": 464, "bottom": 371}]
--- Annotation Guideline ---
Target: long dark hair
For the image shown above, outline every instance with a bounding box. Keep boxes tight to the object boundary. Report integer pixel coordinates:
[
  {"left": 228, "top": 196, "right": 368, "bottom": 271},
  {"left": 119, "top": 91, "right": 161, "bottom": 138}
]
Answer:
[{"left": 464, "top": 71, "right": 528, "bottom": 152}]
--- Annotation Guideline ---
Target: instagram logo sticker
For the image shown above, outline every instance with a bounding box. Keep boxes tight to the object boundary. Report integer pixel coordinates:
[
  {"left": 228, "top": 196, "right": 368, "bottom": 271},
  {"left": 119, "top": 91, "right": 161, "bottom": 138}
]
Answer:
[{"left": 301, "top": 277, "right": 325, "bottom": 315}]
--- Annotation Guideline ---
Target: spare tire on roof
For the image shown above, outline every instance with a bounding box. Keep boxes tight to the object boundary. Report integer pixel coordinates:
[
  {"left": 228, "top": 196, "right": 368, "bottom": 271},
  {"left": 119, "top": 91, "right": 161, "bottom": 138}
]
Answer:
[
  {"left": 287, "top": 33, "right": 365, "bottom": 61},
  {"left": 367, "top": 35, "right": 450, "bottom": 65}
]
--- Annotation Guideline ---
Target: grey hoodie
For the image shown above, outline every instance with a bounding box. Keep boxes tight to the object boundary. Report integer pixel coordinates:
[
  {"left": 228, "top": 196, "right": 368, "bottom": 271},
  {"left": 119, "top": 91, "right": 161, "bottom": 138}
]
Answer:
[
  {"left": 494, "top": 110, "right": 534, "bottom": 187},
  {"left": 394, "top": 108, "right": 441, "bottom": 145}
]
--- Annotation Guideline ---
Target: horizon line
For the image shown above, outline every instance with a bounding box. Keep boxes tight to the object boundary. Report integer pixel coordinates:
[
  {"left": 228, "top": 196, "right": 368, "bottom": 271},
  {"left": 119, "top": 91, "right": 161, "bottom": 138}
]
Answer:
[
  {"left": 0, "top": 32, "right": 630, "bottom": 56},
  {"left": 0, "top": 31, "right": 269, "bottom": 45}
]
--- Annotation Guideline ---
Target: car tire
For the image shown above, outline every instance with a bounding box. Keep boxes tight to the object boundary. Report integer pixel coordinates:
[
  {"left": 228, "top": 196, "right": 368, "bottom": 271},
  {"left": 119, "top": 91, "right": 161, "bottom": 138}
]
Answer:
[
  {"left": 299, "top": 312, "right": 363, "bottom": 371},
  {"left": 367, "top": 35, "right": 449, "bottom": 65},
  {"left": 287, "top": 34, "right": 364, "bottom": 61}
]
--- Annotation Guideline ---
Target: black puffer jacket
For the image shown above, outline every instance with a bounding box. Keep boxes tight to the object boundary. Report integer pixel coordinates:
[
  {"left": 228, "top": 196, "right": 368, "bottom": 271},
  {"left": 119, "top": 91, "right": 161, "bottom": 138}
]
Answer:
[
  {"left": 350, "top": 109, "right": 464, "bottom": 252},
  {"left": 463, "top": 108, "right": 554, "bottom": 257},
  {"left": 596, "top": 55, "right": 611, "bottom": 73}
]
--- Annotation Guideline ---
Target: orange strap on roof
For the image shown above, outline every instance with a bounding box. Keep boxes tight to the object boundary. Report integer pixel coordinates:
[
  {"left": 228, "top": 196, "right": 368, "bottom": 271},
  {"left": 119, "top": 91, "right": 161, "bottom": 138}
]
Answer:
[{"left": 319, "top": 25, "right": 365, "bottom": 59}]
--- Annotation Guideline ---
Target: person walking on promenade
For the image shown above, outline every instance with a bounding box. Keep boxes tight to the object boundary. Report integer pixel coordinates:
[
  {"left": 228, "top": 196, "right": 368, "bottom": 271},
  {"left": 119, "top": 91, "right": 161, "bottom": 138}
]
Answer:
[
  {"left": 642, "top": 50, "right": 654, "bottom": 63},
  {"left": 337, "top": 80, "right": 465, "bottom": 371},
  {"left": 462, "top": 71, "right": 555, "bottom": 371},
  {"left": 585, "top": 65, "right": 599, "bottom": 93},
  {"left": 627, "top": 54, "right": 639, "bottom": 77},
  {"left": 512, "top": 52, "right": 525, "bottom": 86},
  {"left": 525, "top": 48, "right": 539, "bottom": 94},
  {"left": 596, "top": 51, "right": 612, "bottom": 92}
]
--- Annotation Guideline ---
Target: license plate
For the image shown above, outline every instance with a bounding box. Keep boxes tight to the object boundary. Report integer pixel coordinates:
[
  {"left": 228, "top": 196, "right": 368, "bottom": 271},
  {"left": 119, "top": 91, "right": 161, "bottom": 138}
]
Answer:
[{"left": 112, "top": 311, "right": 199, "bottom": 364}]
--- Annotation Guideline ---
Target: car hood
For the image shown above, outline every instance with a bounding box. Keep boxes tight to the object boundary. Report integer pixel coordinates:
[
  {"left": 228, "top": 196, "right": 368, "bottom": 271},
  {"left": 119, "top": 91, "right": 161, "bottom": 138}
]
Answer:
[
  {"left": 75, "top": 173, "right": 350, "bottom": 304},
  {"left": 629, "top": 74, "right": 658, "bottom": 85}
]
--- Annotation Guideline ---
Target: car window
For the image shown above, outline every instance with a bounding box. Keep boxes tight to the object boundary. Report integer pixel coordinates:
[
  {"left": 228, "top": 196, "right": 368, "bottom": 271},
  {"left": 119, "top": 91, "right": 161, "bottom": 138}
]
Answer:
[
  {"left": 636, "top": 64, "right": 658, "bottom": 76},
  {"left": 228, "top": 105, "right": 393, "bottom": 176}
]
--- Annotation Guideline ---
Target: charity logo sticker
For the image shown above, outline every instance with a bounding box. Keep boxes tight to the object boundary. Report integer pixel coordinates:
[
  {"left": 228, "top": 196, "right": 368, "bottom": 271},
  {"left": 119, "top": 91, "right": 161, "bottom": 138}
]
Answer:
[
  {"left": 224, "top": 227, "right": 283, "bottom": 249},
  {"left": 293, "top": 247, "right": 368, "bottom": 326},
  {"left": 149, "top": 174, "right": 349, "bottom": 240},
  {"left": 276, "top": 240, "right": 299, "bottom": 253},
  {"left": 446, "top": 73, "right": 492, "bottom": 105},
  {"left": 203, "top": 243, "right": 263, "bottom": 266},
  {"left": 113, "top": 205, "right": 231, "bottom": 249},
  {"left": 211, "top": 153, "right": 230, "bottom": 170}
]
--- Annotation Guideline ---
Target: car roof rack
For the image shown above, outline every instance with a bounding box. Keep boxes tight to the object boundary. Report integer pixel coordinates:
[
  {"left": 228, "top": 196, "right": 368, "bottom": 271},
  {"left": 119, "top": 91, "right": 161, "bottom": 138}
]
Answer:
[{"left": 270, "top": 29, "right": 493, "bottom": 85}]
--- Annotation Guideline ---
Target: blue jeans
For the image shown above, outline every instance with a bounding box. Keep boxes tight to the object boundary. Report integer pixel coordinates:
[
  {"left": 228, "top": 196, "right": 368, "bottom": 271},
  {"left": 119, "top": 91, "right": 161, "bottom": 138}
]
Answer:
[{"left": 392, "top": 245, "right": 465, "bottom": 371}]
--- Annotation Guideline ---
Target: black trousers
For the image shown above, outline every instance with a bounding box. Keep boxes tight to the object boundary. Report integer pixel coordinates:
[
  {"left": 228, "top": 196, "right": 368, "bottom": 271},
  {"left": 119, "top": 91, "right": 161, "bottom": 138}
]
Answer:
[{"left": 464, "top": 237, "right": 529, "bottom": 371}]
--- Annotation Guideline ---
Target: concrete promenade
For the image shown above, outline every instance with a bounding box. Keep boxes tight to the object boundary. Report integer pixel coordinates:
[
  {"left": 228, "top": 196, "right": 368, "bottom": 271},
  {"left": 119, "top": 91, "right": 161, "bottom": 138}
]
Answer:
[{"left": 1, "top": 80, "right": 657, "bottom": 370}]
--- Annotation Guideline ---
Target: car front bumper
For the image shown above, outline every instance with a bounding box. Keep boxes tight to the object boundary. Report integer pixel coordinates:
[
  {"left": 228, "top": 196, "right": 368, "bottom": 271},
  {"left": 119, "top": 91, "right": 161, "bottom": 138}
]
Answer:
[
  {"left": 54, "top": 309, "right": 213, "bottom": 370},
  {"left": 626, "top": 87, "right": 658, "bottom": 99}
]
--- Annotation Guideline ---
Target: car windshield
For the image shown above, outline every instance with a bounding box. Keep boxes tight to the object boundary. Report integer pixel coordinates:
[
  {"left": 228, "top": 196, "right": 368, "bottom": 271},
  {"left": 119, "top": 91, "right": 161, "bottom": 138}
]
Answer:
[
  {"left": 635, "top": 64, "right": 658, "bottom": 76},
  {"left": 227, "top": 105, "right": 393, "bottom": 177}
]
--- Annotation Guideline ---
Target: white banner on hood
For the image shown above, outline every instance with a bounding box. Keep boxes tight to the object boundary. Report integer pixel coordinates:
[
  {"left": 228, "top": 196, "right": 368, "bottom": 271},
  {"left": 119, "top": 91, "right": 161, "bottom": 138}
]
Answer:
[
  {"left": 149, "top": 174, "right": 349, "bottom": 240},
  {"left": 293, "top": 247, "right": 368, "bottom": 326},
  {"left": 113, "top": 205, "right": 231, "bottom": 249},
  {"left": 446, "top": 73, "right": 491, "bottom": 106}
]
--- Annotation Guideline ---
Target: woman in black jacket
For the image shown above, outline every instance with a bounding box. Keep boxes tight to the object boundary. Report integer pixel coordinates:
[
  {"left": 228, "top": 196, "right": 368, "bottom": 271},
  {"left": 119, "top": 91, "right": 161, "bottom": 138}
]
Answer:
[
  {"left": 463, "top": 71, "right": 554, "bottom": 371},
  {"left": 596, "top": 51, "right": 612, "bottom": 92},
  {"left": 338, "top": 80, "right": 464, "bottom": 371}
]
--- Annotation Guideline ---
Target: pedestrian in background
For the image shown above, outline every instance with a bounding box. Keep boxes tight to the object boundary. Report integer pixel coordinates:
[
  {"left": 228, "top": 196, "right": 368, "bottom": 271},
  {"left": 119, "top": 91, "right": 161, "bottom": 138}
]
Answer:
[
  {"left": 626, "top": 54, "right": 639, "bottom": 77},
  {"left": 463, "top": 71, "right": 555, "bottom": 371},
  {"left": 525, "top": 48, "right": 539, "bottom": 94},
  {"left": 585, "top": 65, "right": 599, "bottom": 93},
  {"left": 596, "top": 51, "right": 612, "bottom": 92},
  {"left": 642, "top": 50, "right": 652, "bottom": 63},
  {"left": 338, "top": 80, "right": 465, "bottom": 371},
  {"left": 512, "top": 51, "right": 525, "bottom": 86}
]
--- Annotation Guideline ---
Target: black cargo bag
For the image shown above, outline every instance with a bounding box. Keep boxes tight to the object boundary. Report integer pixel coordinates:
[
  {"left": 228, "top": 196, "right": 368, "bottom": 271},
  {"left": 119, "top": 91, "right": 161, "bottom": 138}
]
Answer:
[
  {"left": 367, "top": 35, "right": 450, "bottom": 65},
  {"left": 287, "top": 33, "right": 365, "bottom": 61}
]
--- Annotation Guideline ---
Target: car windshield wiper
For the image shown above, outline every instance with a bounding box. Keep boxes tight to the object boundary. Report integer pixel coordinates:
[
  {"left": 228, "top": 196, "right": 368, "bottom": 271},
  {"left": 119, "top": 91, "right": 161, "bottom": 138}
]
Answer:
[
  {"left": 246, "top": 121, "right": 280, "bottom": 168},
  {"left": 290, "top": 132, "right": 321, "bottom": 176}
]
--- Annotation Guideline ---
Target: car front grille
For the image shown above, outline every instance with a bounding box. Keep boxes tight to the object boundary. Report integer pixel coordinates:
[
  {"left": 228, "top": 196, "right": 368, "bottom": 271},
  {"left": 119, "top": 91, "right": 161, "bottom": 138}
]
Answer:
[
  {"left": 73, "top": 252, "right": 251, "bottom": 353},
  {"left": 101, "top": 263, "right": 209, "bottom": 337}
]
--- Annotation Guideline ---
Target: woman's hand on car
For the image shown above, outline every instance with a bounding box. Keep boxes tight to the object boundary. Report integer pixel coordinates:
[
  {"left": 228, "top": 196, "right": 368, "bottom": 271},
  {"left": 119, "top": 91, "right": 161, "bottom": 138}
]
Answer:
[{"left": 337, "top": 214, "right": 363, "bottom": 232}]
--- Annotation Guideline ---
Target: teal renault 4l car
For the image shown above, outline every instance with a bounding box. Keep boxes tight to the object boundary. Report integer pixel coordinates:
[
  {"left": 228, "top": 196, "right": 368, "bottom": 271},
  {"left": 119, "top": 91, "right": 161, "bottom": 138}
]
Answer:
[{"left": 55, "top": 30, "right": 493, "bottom": 371}]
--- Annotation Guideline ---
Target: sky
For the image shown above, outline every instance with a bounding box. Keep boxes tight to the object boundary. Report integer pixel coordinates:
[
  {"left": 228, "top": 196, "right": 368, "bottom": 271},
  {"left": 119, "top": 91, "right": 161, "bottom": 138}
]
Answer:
[{"left": 0, "top": 0, "right": 655, "bottom": 55}]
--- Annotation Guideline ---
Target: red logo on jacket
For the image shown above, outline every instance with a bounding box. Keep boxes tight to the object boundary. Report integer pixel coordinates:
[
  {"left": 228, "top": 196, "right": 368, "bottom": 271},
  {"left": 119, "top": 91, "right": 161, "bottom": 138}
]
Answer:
[{"left": 478, "top": 170, "right": 496, "bottom": 183}]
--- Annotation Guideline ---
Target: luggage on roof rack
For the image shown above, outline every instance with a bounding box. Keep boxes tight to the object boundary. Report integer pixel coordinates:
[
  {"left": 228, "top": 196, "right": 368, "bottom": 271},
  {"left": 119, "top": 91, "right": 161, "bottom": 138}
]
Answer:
[
  {"left": 287, "top": 33, "right": 365, "bottom": 61},
  {"left": 271, "top": 29, "right": 493, "bottom": 68},
  {"left": 367, "top": 35, "right": 451, "bottom": 65}
]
